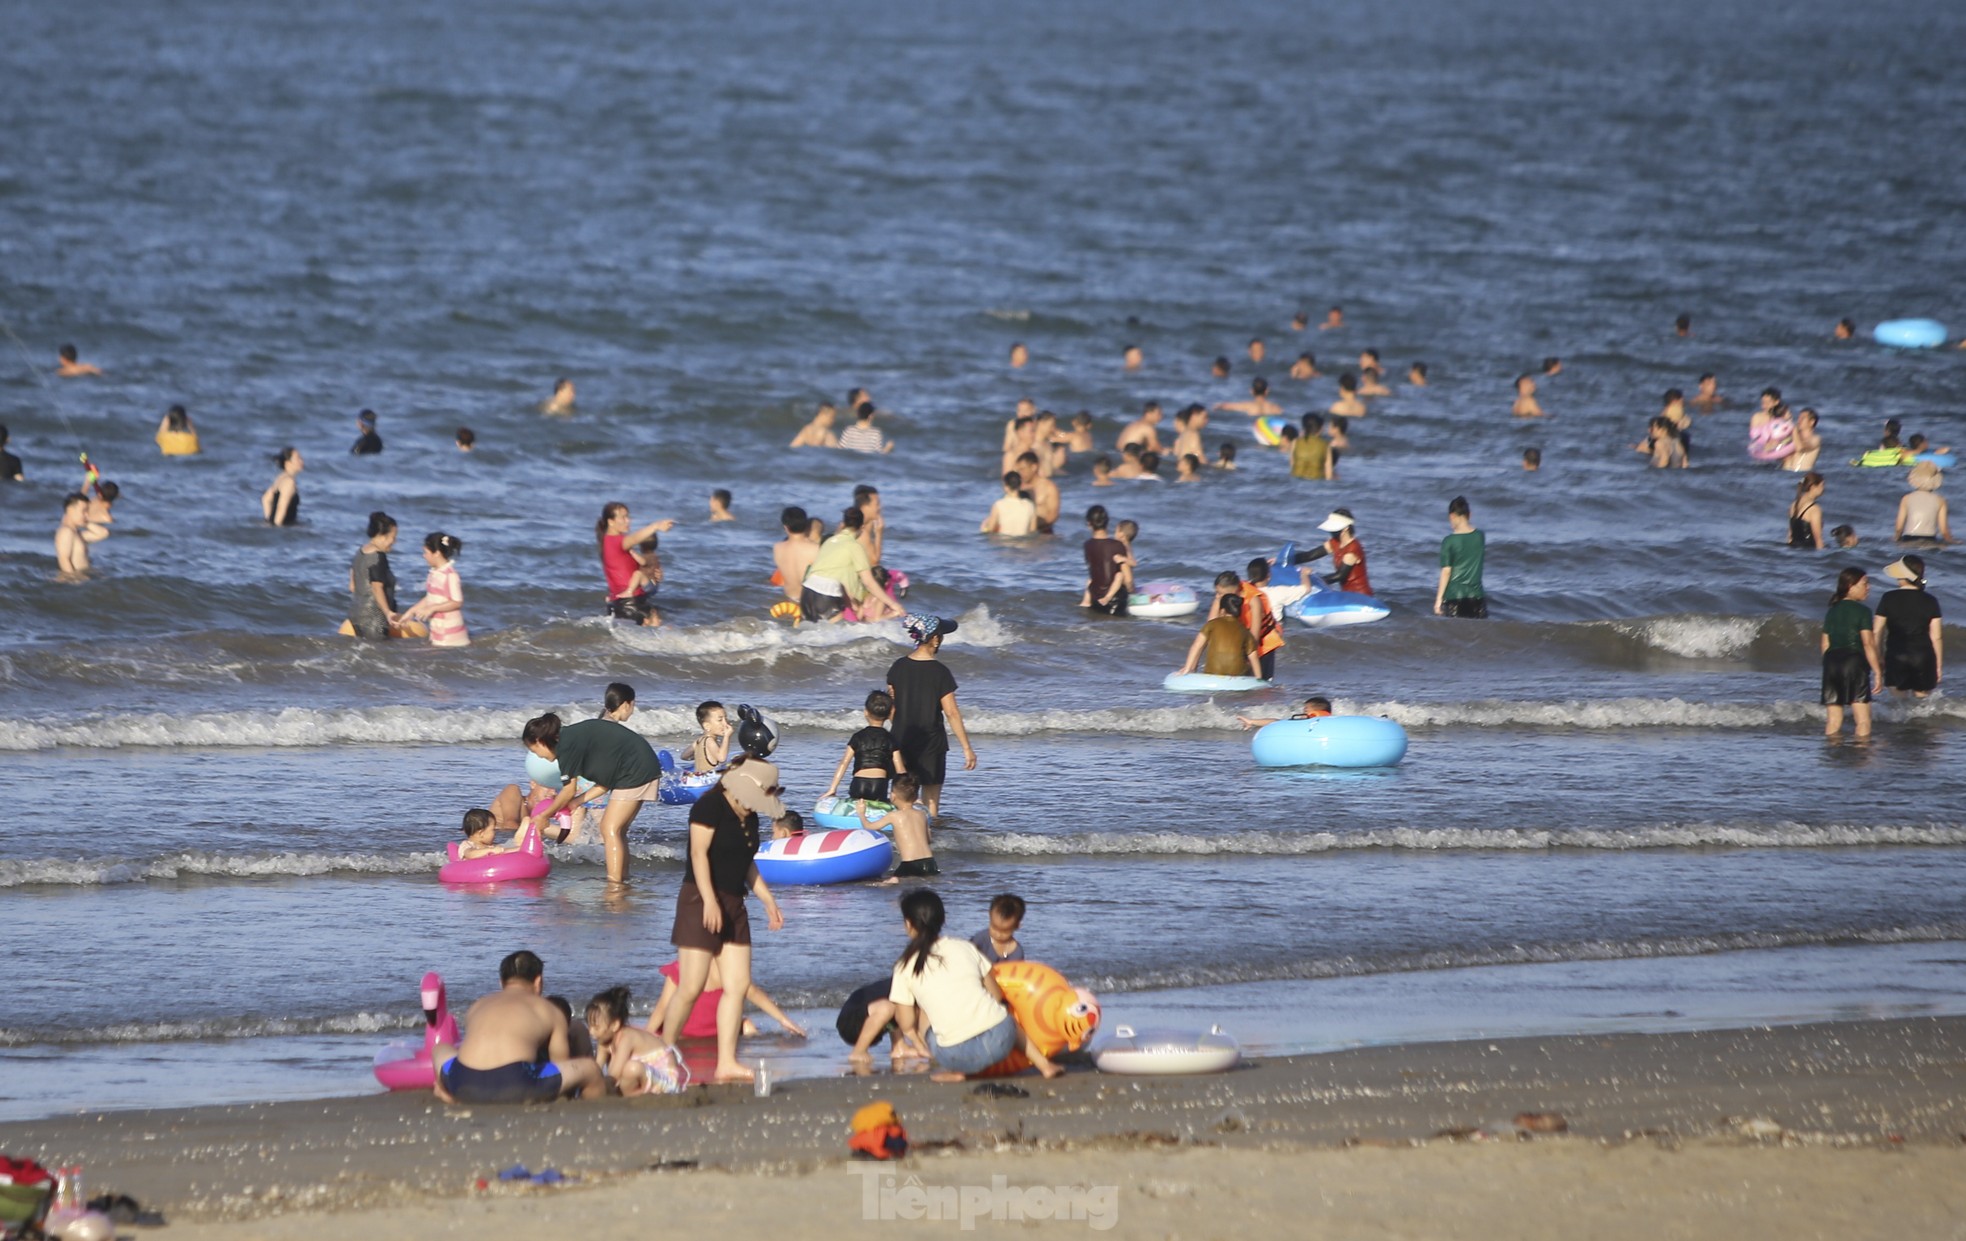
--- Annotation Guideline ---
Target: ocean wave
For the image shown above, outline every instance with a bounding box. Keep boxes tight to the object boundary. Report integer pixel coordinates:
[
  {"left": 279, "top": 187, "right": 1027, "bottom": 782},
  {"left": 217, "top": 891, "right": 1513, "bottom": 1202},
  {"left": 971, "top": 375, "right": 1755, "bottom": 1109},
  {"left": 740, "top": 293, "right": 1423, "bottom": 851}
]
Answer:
[
  {"left": 947, "top": 822, "right": 1966, "bottom": 856},
  {"left": 0, "top": 842, "right": 682, "bottom": 888},
  {"left": 595, "top": 604, "right": 1018, "bottom": 662},
  {"left": 1609, "top": 614, "right": 1771, "bottom": 659},
  {"left": 0, "top": 850, "right": 445, "bottom": 889},
  {"left": 1073, "top": 924, "right": 1966, "bottom": 996},
  {"left": 0, "top": 1011, "right": 417, "bottom": 1048},
  {"left": 4, "top": 692, "right": 1960, "bottom": 751}
]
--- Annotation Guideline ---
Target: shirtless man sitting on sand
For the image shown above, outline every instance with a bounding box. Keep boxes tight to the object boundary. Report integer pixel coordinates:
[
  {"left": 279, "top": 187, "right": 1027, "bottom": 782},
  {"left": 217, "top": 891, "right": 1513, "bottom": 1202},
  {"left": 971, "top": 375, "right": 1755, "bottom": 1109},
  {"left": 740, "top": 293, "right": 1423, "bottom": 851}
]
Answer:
[
  {"left": 433, "top": 950, "right": 605, "bottom": 1104},
  {"left": 773, "top": 506, "right": 819, "bottom": 602}
]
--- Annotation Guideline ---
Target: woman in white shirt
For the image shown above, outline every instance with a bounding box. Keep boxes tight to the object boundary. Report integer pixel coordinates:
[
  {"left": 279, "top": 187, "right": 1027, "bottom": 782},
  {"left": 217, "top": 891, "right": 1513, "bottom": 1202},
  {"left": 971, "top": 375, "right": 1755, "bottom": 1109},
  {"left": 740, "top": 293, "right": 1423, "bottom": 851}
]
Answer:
[{"left": 889, "top": 889, "right": 1062, "bottom": 1081}]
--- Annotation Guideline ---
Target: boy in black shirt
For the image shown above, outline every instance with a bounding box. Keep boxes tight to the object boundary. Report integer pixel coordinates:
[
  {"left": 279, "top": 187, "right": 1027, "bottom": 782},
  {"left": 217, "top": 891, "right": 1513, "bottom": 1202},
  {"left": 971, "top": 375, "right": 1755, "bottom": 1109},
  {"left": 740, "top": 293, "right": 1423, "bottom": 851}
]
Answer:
[{"left": 823, "top": 689, "right": 905, "bottom": 811}]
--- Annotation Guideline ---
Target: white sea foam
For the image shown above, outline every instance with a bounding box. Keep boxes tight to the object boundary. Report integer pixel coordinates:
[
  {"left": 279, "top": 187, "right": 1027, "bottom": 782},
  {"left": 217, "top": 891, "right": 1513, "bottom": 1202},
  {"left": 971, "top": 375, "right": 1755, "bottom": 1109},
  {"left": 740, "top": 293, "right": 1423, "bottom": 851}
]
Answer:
[
  {"left": 0, "top": 850, "right": 445, "bottom": 889},
  {"left": 598, "top": 604, "right": 1016, "bottom": 663},
  {"left": 0, "top": 841, "right": 684, "bottom": 888},
  {"left": 947, "top": 822, "right": 1966, "bottom": 856},
  {"left": 1614, "top": 615, "right": 1767, "bottom": 659},
  {"left": 4, "top": 690, "right": 1958, "bottom": 751}
]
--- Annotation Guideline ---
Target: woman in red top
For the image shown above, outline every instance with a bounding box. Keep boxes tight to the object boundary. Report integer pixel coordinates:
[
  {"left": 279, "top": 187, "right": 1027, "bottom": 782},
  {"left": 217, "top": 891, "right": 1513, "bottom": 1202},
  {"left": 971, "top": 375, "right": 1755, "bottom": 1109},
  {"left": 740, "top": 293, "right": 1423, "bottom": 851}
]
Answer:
[
  {"left": 1318, "top": 510, "right": 1372, "bottom": 595},
  {"left": 597, "top": 502, "right": 676, "bottom": 626}
]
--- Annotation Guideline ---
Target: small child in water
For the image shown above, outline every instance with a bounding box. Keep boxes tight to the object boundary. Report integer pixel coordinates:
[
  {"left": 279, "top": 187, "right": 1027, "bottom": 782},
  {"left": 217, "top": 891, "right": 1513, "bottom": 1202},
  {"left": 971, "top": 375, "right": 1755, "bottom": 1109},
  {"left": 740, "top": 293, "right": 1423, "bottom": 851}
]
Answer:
[
  {"left": 771, "top": 809, "right": 805, "bottom": 840},
  {"left": 584, "top": 987, "right": 671, "bottom": 1094},
  {"left": 457, "top": 808, "right": 516, "bottom": 860},
  {"left": 709, "top": 489, "right": 734, "bottom": 522},
  {"left": 1215, "top": 442, "right": 1238, "bottom": 470},
  {"left": 625, "top": 534, "right": 664, "bottom": 600},
  {"left": 690, "top": 701, "right": 730, "bottom": 773},
  {"left": 823, "top": 690, "right": 905, "bottom": 810},
  {"left": 867, "top": 774, "right": 935, "bottom": 880},
  {"left": 971, "top": 893, "right": 1026, "bottom": 963}
]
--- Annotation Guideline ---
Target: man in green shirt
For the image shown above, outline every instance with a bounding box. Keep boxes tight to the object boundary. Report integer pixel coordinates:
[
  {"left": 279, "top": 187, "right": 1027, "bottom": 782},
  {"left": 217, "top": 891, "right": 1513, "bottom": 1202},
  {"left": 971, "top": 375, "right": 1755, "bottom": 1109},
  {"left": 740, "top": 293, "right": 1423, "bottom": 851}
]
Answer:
[{"left": 1434, "top": 495, "right": 1487, "bottom": 619}]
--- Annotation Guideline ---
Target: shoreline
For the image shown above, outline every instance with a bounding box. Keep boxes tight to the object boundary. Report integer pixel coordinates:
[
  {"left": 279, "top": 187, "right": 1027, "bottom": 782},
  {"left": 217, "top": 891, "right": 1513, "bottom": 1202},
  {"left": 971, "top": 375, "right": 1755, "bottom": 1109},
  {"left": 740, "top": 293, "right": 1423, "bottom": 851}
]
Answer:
[{"left": 4, "top": 1014, "right": 1961, "bottom": 1229}]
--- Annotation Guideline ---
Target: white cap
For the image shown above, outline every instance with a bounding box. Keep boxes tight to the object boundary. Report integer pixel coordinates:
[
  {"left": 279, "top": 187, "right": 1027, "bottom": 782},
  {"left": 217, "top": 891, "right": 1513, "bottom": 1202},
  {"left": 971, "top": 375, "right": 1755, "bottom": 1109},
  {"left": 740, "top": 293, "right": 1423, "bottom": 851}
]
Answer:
[{"left": 1317, "top": 511, "right": 1355, "bottom": 533}]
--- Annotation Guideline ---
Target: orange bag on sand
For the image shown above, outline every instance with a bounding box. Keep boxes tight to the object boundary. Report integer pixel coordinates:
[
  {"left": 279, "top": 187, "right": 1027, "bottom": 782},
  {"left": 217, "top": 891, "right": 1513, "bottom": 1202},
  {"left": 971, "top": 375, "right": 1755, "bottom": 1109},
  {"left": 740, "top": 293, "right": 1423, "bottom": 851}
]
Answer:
[
  {"left": 974, "top": 961, "right": 1101, "bottom": 1077},
  {"left": 848, "top": 1101, "right": 909, "bottom": 1160}
]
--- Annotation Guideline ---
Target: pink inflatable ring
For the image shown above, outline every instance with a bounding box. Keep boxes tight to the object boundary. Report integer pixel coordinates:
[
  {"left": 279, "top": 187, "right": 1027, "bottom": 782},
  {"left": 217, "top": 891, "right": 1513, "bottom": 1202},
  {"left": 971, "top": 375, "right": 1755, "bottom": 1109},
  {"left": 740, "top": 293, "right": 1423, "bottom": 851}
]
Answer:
[{"left": 438, "top": 823, "right": 551, "bottom": 884}]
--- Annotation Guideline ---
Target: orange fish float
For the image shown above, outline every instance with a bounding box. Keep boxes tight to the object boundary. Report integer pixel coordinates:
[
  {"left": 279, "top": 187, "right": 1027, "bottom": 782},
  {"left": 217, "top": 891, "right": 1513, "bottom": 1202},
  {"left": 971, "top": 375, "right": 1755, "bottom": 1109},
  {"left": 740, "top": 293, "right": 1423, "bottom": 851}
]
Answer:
[{"left": 977, "top": 960, "right": 1100, "bottom": 1076}]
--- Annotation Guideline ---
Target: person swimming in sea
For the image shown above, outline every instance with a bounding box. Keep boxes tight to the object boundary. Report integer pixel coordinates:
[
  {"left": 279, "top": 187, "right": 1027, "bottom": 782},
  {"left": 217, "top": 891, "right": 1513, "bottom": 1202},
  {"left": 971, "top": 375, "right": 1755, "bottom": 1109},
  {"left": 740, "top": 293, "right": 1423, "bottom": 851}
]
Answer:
[
  {"left": 542, "top": 377, "right": 576, "bottom": 416},
  {"left": 56, "top": 343, "right": 102, "bottom": 377}
]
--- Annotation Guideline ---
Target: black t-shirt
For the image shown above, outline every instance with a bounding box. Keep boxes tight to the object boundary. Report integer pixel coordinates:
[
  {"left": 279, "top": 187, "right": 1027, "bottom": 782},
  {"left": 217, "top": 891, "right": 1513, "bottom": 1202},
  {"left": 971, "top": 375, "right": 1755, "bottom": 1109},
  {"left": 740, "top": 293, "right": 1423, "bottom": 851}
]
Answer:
[
  {"left": 555, "top": 718, "right": 661, "bottom": 790},
  {"left": 1876, "top": 588, "right": 1941, "bottom": 656},
  {"left": 886, "top": 656, "right": 958, "bottom": 758},
  {"left": 0, "top": 449, "right": 21, "bottom": 481},
  {"left": 1084, "top": 536, "right": 1126, "bottom": 600},
  {"left": 687, "top": 784, "right": 761, "bottom": 894},
  {"left": 351, "top": 431, "right": 383, "bottom": 455},
  {"left": 849, "top": 725, "right": 896, "bottom": 774}
]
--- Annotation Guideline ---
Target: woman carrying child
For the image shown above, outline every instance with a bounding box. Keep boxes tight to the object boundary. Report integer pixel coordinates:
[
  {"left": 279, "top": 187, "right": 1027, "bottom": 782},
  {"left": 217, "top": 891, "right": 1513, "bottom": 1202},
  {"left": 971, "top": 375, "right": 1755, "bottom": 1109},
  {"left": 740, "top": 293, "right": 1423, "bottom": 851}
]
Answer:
[
  {"left": 888, "top": 889, "right": 1061, "bottom": 1082},
  {"left": 596, "top": 501, "right": 675, "bottom": 626}
]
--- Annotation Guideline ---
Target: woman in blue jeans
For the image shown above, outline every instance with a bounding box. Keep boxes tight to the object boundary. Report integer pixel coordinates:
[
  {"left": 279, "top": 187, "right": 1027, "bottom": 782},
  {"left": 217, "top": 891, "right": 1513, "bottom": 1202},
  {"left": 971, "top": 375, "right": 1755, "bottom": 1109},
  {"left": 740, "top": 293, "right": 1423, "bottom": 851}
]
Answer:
[{"left": 888, "top": 889, "right": 1062, "bottom": 1082}]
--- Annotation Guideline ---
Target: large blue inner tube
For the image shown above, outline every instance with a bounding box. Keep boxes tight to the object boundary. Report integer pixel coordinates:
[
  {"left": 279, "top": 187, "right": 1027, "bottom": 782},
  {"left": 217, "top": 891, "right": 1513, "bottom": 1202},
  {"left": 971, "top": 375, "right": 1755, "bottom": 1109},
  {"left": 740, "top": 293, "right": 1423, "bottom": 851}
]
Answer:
[{"left": 1250, "top": 716, "right": 1408, "bottom": 768}]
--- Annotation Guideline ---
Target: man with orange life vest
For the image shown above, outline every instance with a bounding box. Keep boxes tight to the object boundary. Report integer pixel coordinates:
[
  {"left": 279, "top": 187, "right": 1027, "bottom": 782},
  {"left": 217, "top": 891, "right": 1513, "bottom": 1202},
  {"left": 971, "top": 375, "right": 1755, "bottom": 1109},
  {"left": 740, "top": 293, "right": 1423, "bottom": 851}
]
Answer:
[{"left": 1237, "top": 558, "right": 1286, "bottom": 681}]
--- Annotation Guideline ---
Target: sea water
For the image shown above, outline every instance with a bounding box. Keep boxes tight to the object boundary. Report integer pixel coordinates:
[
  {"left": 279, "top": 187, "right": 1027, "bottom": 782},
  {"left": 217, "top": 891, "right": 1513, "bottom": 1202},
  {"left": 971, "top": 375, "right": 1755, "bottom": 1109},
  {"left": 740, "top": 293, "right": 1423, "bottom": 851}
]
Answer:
[{"left": 1, "top": 0, "right": 1963, "bottom": 1121}]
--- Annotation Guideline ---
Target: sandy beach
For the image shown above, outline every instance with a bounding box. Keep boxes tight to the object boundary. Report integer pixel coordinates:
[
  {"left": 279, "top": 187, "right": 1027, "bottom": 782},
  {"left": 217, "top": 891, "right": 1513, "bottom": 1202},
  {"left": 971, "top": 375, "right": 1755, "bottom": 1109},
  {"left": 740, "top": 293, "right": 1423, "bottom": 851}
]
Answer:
[{"left": 6, "top": 1016, "right": 1960, "bottom": 1238}]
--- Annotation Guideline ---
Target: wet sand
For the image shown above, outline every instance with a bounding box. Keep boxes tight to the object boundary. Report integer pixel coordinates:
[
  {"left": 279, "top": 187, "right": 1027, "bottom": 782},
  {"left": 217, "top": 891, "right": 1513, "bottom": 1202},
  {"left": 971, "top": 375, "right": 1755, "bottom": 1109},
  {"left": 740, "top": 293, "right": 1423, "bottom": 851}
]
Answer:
[{"left": 5, "top": 1016, "right": 1962, "bottom": 1237}]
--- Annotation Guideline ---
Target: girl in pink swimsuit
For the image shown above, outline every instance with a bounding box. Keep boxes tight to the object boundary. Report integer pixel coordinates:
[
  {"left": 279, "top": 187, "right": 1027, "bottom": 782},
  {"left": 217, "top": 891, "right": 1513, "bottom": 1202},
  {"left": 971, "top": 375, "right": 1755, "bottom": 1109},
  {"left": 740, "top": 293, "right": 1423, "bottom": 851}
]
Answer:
[{"left": 407, "top": 532, "right": 471, "bottom": 646}]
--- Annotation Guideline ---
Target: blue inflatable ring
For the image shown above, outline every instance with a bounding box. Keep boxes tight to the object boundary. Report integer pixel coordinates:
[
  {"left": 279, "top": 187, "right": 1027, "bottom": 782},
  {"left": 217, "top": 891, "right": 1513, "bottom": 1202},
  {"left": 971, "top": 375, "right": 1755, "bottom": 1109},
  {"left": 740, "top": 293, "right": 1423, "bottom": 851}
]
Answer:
[{"left": 1250, "top": 716, "right": 1408, "bottom": 768}]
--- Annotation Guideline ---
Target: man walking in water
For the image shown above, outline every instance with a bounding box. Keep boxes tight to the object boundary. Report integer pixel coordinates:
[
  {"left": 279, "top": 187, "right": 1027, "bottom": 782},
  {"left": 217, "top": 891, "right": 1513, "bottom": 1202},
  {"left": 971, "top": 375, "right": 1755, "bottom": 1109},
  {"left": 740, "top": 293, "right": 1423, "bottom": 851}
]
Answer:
[
  {"left": 433, "top": 950, "right": 605, "bottom": 1104},
  {"left": 886, "top": 615, "right": 977, "bottom": 820},
  {"left": 1434, "top": 495, "right": 1488, "bottom": 618}
]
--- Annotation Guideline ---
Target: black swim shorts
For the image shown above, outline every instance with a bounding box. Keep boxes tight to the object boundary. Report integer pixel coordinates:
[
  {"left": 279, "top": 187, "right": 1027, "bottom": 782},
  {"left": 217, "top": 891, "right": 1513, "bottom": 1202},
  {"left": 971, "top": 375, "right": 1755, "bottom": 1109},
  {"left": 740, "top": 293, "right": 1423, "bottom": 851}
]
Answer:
[
  {"left": 801, "top": 587, "right": 846, "bottom": 624},
  {"left": 1441, "top": 597, "right": 1488, "bottom": 619},
  {"left": 894, "top": 856, "right": 940, "bottom": 878},
  {"left": 608, "top": 593, "right": 654, "bottom": 624},
  {"left": 901, "top": 744, "right": 948, "bottom": 786},
  {"left": 1821, "top": 647, "right": 1872, "bottom": 706},
  {"left": 440, "top": 1058, "right": 562, "bottom": 1104},
  {"left": 848, "top": 775, "right": 891, "bottom": 802}
]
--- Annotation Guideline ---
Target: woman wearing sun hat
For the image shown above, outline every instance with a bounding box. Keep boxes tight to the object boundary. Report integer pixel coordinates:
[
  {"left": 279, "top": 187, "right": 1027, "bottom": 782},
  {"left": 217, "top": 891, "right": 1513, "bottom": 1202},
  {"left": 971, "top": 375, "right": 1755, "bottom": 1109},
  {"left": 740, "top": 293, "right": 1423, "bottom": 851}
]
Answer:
[
  {"left": 886, "top": 615, "right": 977, "bottom": 821},
  {"left": 1873, "top": 555, "right": 1943, "bottom": 698},
  {"left": 1318, "top": 509, "right": 1372, "bottom": 595},
  {"left": 1894, "top": 462, "right": 1951, "bottom": 545}
]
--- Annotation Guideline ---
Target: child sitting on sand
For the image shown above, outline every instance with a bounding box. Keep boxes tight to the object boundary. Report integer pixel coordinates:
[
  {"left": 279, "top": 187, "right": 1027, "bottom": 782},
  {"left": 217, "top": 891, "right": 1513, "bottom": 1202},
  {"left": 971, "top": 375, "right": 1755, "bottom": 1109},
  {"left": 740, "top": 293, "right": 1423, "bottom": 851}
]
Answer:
[
  {"left": 823, "top": 690, "right": 905, "bottom": 811},
  {"left": 584, "top": 987, "right": 673, "bottom": 1095},
  {"left": 866, "top": 774, "right": 935, "bottom": 880},
  {"left": 971, "top": 893, "right": 1027, "bottom": 963},
  {"left": 458, "top": 808, "right": 518, "bottom": 859},
  {"left": 689, "top": 700, "right": 731, "bottom": 773}
]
